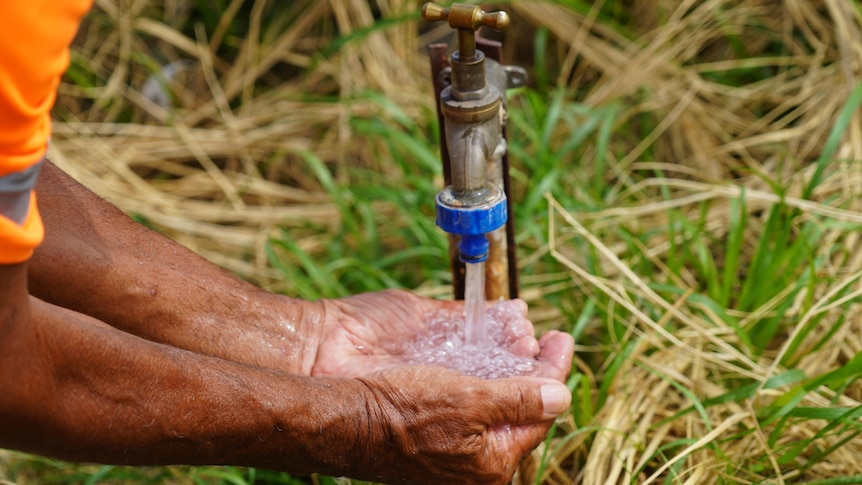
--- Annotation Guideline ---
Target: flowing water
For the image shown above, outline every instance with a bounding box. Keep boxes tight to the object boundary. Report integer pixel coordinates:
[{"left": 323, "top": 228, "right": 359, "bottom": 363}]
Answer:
[
  {"left": 377, "top": 260, "right": 537, "bottom": 379},
  {"left": 381, "top": 300, "right": 537, "bottom": 379},
  {"left": 463, "top": 261, "right": 487, "bottom": 346}
]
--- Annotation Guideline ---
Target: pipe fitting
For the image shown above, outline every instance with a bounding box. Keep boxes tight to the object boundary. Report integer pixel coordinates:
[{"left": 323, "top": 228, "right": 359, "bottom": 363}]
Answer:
[{"left": 436, "top": 183, "right": 507, "bottom": 263}]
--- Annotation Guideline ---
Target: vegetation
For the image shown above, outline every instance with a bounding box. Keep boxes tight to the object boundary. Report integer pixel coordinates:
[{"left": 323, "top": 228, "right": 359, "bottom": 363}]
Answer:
[{"left": 3, "top": 0, "right": 862, "bottom": 483}]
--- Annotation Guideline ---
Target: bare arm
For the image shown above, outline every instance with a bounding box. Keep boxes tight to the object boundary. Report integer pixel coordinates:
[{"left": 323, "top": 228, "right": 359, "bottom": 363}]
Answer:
[
  {"left": 1, "top": 263, "right": 367, "bottom": 474},
  {"left": 26, "top": 162, "right": 573, "bottom": 385},
  {"left": 26, "top": 161, "right": 323, "bottom": 374},
  {"left": 1, "top": 263, "right": 570, "bottom": 484}
]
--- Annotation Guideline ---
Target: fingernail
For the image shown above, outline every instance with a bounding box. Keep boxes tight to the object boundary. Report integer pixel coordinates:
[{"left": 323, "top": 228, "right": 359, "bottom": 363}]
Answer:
[{"left": 541, "top": 383, "right": 571, "bottom": 417}]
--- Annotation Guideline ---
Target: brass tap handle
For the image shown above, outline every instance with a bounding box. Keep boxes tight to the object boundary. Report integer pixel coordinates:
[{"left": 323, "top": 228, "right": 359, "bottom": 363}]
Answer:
[
  {"left": 422, "top": 3, "right": 509, "bottom": 59},
  {"left": 421, "top": 3, "right": 510, "bottom": 32}
]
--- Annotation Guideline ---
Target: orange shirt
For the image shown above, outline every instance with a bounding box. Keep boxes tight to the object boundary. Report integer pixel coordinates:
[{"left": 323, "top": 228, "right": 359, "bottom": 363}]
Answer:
[{"left": 0, "top": 0, "right": 92, "bottom": 263}]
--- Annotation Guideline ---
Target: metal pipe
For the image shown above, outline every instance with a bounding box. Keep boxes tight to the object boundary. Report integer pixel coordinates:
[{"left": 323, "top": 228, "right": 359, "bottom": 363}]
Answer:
[{"left": 422, "top": 3, "right": 524, "bottom": 299}]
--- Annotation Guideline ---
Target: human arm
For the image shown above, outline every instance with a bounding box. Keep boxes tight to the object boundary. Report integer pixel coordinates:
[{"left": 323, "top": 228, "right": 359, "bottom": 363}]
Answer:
[
  {"left": 2, "top": 263, "right": 354, "bottom": 472},
  {"left": 2, "top": 262, "right": 571, "bottom": 484},
  {"left": 27, "top": 160, "right": 325, "bottom": 374},
  {"left": 29, "top": 161, "right": 572, "bottom": 381}
]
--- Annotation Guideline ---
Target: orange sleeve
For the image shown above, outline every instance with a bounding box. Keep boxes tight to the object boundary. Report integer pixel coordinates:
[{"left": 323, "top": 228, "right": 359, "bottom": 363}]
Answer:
[
  {"left": 0, "top": 196, "right": 44, "bottom": 264},
  {"left": 0, "top": 0, "right": 92, "bottom": 264}
]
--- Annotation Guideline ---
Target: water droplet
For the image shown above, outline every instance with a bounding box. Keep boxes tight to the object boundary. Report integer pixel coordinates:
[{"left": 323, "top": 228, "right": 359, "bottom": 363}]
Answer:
[{"left": 382, "top": 301, "right": 536, "bottom": 379}]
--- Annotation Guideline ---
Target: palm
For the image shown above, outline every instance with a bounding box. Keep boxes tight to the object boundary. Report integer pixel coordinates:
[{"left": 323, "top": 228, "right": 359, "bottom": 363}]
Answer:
[
  {"left": 311, "top": 290, "right": 440, "bottom": 376},
  {"left": 311, "top": 289, "right": 569, "bottom": 381}
]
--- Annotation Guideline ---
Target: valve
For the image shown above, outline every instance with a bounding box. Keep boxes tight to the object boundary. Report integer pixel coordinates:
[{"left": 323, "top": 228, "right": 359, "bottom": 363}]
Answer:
[
  {"left": 422, "top": 2, "right": 510, "bottom": 98},
  {"left": 422, "top": 3, "right": 511, "bottom": 264},
  {"left": 421, "top": 2, "right": 510, "bottom": 30},
  {"left": 421, "top": 3, "right": 509, "bottom": 60},
  {"left": 423, "top": 3, "right": 523, "bottom": 297}
]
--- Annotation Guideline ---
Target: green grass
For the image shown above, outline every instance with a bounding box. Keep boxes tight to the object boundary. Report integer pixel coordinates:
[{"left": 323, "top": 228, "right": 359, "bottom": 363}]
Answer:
[{"left": 7, "top": 0, "right": 862, "bottom": 483}]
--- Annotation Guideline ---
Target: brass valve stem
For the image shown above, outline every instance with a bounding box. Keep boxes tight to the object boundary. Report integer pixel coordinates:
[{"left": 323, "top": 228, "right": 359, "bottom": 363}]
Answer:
[
  {"left": 422, "top": 2, "right": 509, "bottom": 60},
  {"left": 422, "top": 3, "right": 510, "bottom": 96}
]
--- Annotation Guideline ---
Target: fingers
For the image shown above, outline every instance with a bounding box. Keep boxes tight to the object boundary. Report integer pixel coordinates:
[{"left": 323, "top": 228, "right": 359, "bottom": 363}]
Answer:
[
  {"left": 534, "top": 331, "right": 574, "bottom": 382},
  {"left": 505, "top": 298, "right": 529, "bottom": 317},
  {"left": 486, "top": 298, "right": 526, "bottom": 316},
  {"left": 537, "top": 379, "right": 573, "bottom": 418},
  {"left": 509, "top": 334, "right": 540, "bottom": 357},
  {"left": 361, "top": 366, "right": 570, "bottom": 484},
  {"left": 485, "top": 376, "right": 571, "bottom": 423},
  {"left": 477, "top": 375, "right": 571, "bottom": 470},
  {"left": 491, "top": 298, "right": 534, "bottom": 346}
]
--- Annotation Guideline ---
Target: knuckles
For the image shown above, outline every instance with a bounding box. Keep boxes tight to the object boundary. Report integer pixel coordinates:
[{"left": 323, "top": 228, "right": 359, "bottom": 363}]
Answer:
[{"left": 353, "top": 367, "right": 532, "bottom": 484}]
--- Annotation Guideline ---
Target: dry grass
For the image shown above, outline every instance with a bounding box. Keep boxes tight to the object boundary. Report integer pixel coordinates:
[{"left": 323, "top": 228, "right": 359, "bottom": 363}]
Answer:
[
  {"left": 539, "top": 186, "right": 862, "bottom": 483},
  {"left": 52, "top": 0, "right": 437, "bottom": 289},
  {"left": 40, "top": 0, "right": 862, "bottom": 483},
  {"left": 507, "top": 1, "right": 862, "bottom": 482}
]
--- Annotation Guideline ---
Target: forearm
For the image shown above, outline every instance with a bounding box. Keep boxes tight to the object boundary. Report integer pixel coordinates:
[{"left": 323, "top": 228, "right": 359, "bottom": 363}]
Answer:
[
  {"left": 4, "top": 263, "right": 574, "bottom": 484},
  {"left": 27, "top": 161, "right": 322, "bottom": 374},
  {"left": 1, "top": 273, "right": 369, "bottom": 475}
]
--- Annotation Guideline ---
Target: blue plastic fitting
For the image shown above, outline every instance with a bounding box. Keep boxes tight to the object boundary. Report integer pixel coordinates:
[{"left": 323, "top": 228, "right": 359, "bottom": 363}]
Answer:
[{"left": 436, "top": 192, "right": 507, "bottom": 263}]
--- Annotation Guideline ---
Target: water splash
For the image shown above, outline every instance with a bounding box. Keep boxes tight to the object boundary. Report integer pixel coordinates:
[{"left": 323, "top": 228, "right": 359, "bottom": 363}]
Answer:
[{"left": 382, "top": 301, "right": 536, "bottom": 379}]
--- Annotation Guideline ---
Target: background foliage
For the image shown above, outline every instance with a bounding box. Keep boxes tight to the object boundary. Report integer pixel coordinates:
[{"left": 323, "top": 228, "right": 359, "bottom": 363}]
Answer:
[{"left": 3, "top": 0, "right": 862, "bottom": 483}]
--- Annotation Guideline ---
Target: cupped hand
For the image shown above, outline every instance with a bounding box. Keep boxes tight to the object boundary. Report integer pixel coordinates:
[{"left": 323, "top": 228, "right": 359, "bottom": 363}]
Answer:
[
  {"left": 350, "top": 365, "right": 573, "bottom": 484},
  {"left": 312, "top": 289, "right": 572, "bottom": 381}
]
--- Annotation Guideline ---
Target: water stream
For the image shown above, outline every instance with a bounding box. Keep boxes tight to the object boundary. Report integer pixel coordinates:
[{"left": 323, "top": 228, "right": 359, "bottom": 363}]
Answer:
[
  {"left": 463, "top": 261, "right": 487, "bottom": 346},
  {"left": 379, "top": 258, "right": 537, "bottom": 379}
]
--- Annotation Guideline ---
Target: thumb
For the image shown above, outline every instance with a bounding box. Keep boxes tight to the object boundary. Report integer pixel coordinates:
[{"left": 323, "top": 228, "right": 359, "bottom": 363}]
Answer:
[{"left": 488, "top": 377, "right": 571, "bottom": 424}]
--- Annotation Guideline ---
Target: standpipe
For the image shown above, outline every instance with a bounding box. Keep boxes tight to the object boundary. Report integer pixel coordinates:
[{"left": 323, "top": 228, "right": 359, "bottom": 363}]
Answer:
[{"left": 422, "top": 2, "right": 526, "bottom": 299}]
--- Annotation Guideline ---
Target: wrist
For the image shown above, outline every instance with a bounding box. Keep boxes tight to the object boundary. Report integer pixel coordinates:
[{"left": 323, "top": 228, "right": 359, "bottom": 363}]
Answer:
[
  {"left": 262, "top": 293, "right": 327, "bottom": 375},
  {"left": 324, "top": 376, "right": 394, "bottom": 481},
  {"left": 261, "top": 375, "right": 383, "bottom": 478}
]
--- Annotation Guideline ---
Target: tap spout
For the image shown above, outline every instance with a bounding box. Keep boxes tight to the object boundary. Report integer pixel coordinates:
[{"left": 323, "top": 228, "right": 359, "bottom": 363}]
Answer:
[
  {"left": 435, "top": 76, "right": 507, "bottom": 263},
  {"left": 436, "top": 184, "right": 506, "bottom": 263}
]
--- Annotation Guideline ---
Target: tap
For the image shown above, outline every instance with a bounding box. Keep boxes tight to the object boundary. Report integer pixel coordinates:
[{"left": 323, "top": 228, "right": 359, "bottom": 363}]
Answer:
[{"left": 422, "top": 3, "right": 526, "bottom": 297}]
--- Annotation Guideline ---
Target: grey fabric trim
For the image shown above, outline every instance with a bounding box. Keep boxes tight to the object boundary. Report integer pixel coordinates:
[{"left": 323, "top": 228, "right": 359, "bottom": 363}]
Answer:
[{"left": 0, "top": 160, "right": 43, "bottom": 225}]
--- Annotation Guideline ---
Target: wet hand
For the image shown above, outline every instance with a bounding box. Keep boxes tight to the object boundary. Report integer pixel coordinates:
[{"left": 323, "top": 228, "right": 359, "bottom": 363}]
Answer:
[
  {"left": 312, "top": 289, "right": 571, "bottom": 379},
  {"left": 348, "top": 365, "right": 572, "bottom": 484}
]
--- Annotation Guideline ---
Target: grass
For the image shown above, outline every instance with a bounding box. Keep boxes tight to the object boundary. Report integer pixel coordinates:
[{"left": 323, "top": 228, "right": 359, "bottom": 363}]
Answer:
[{"left": 4, "top": 0, "right": 862, "bottom": 483}]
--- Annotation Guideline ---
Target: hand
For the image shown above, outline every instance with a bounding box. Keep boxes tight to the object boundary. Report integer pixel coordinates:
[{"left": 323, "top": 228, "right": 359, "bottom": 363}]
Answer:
[
  {"left": 350, "top": 365, "right": 573, "bottom": 484},
  {"left": 312, "top": 289, "right": 572, "bottom": 380}
]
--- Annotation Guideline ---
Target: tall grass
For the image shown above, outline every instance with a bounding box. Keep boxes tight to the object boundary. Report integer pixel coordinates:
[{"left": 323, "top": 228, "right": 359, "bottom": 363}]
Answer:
[{"left": 2, "top": 0, "right": 862, "bottom": 483}]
